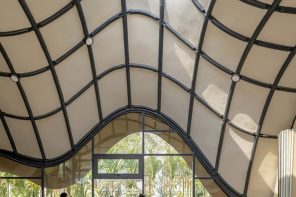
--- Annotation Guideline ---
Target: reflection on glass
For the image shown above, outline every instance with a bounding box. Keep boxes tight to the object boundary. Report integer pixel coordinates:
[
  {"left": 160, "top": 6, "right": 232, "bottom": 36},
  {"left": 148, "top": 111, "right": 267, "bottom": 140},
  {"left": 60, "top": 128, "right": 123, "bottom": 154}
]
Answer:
[
  {"left": 0, "top": 156, "right": 41, "bottom": 178},
  {"left": 144, "top": 156, "right": 193, "bottom": 197},
  {"left": 145, "top": 132, "right": 192, "bottom": 154},
  {"left": 195, "top": 179, "right": 211, "bottom": 197},
  {"left": 44, "top": 141, "right": 92, "bottom": 197},
  {"left": 0, "top": 113, "right": 227, "bottom": 196},
  {"left": 144, "top": 115, "right": 170, "bottom": 130},
  {"left": 45, "top": 175, "right": 92, "bottom": 197},
  {"left": 0, "top": 178, "right": 41, "bottom": 197},
  {"left": 94, "top": 113, "right": 142, "bottom": 154},
  {"left": 195, "top": 179, "right": 227, "bottom": 197},
  {"left": 98, "top": 159, "right": 139, "bottom": 174},
  {"left": 195, "top": 158, "right": 210, "bottom": 178},
  {"left": 94, "top": 179, "right": 142, "bottom": 197}
]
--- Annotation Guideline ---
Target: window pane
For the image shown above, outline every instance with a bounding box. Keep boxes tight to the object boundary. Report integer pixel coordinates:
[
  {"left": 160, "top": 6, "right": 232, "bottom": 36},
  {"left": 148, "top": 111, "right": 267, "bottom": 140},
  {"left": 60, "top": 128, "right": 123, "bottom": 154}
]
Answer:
[
  {"left": 195, "top": 179, "right": 211, "bottom": 197},
  {"left": 94, "top": 179, "right": 142, "bottom": 197},
  {"left": 195, "top": 179, "right": 227, "bottom": 197},
  {"left": 144, "top": 115, "right": 170, "bottom": 130},
  {"left": 0, "top": 156, "right": 41, "bottom": 177},
  {"left": 0, "top": 178, "right": 41, "bottom": 196},
  {"left": 144, "top": 156, "right": 193, "bottom": 197},
  {"left": 144, "top": 132, "right": 192, "bottom": 154},
  {"left": 98, "top": 159, "right": 139, "bottom": 174},
  {"left": 45, "top": 179, "right": 92, "bottom": 197},
  {"left": 94, "top": 113, "right": 142, "bottom": 154},
  {"left": 44, "top": 141, "right": 92, "bottom": 196},
  {"left": 195, "top": 158, "right": 211, "bottom": 178}
]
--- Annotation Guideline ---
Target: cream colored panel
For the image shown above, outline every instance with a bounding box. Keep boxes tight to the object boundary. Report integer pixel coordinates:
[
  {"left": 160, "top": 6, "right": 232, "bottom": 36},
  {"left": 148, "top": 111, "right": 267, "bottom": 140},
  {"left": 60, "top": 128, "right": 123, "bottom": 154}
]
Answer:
[
  {"left": 40, "top": 9, "right": 84, "bottom": 60},
  {"left": 36, "top": 112, "right": 70, "bottom": 159},
  {"left": 5, "top": 118, "right": 41, "bottom": 158},
  {"left": 212, "top": 0, "right": 266, "bottom": 37},
  {"left": 218, "top": 125, "right": 254, "bottom": 193},
  {"left": 161, "top": 78, "right": 189, "bottom": 130},
  {"left": 0, "top": 32, "right": 48, "bottom": 73},
  {"left": 26, "top": 0, "right": 70, "bottom": 22},
  {"left": 195, "top": 57, "right": 231, "bottom": 115},
  {"left": 198, "top": 0, "right": 211, "bottom": 9},
  {"left": 0, "top": 77, "right": 28, "bottom": 116},
  {"left": 203, "top": 22, "right": 247, "bottom": 71},
  {"left": 0, "top": 0, "right": 30, "bottom": 31},
  {"left": 280, "top": 0, "right": 296, "bottom": 7},
  {"left": 98, "top": 69, "right": 128, "bottom": 118},
  {"left": 128, "top": 15, "right": 158, "bottom": 68},
  {"left": 262, "top": 91, "right": 296, "bottom": 135},
  {"left": 257, "top": 0, "right": 296, "bottom": 7},
  {"left": 229, "top": 81, "right": 269, "bottom": 133},
  {"left": 56, "top": 46, "right": 92, "bottom": 101},
  {"left": 190, "top": 100, "right": 222, "bottom": 165},
  {"left": 130, "top": 68, "right": 157, "bottom": 109},
  {"left": 126, "top": 0, "right": 159, "bottom": 16},
  {"left": 242, "top": 45, "right": 288, "bottom": 84},
  {"left": 21, "top": 71, "right": 60, "bottom": 116},
  {"left": 81, "top": 0, "right": 121, "bottom": 32},
  {"left": 92, "top": 20, "right": 125, "bottom": 74},
  {"left": 0, "top": 53, "right": 10, "bottom": 72},
  {"left": 67, "top": 86, "right": 99, "bottom": 143},
  {"left": 247, "top": 138, "right": 278, "bottom": 197},
  {"left": 258, "top": 0, "right": 273, "bottom": 4},
  {"left": 163, "top": 29, "right": 195, "bottom": 88},
  {"left": 258, "top": 12, "right": 296, "bottom": 46},
  {"left": 0, "top": 121, "right": 12, "bottom": 151},
  {"left": 165, "top": 0, "right": 203, "bottom": 46},
  {"left": 279, "top": 56, "right": 295, "bottom": 87}
]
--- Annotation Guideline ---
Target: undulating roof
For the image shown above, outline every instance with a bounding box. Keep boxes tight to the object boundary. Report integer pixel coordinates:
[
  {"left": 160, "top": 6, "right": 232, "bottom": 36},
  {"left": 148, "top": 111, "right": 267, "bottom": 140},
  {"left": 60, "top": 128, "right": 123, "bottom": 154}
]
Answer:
[{"left": 0, "top": 0, "right": 295, "bottom": 196}]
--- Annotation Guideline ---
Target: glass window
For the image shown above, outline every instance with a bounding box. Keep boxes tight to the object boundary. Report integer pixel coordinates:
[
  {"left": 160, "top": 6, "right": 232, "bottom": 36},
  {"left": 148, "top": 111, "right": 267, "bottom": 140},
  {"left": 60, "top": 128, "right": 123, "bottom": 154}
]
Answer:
[
  {"left": 195, "top": 179, "right": 227, "bottom": 197},
  {"left": 44, "top": 141, "right": 92, "bottom": 197},
  {"left": 144, "top": 132, "right": 192, "bottom": 154},
  {"left": 195, "top": 158, "right": 211, "bottom": 178},
  {"left": 94, "top": 113, "right": 143, "bottom": 154},
  {"left": 144, "top": 115, "right": 171, "bottom": 130},
  {"left": 144, "top": 156, "right": 193, "bottom": 197},
  {"left": 195, "top": 179, "right": 211, "bottom": 197},
  {"left": 97, "top": 159, "right": 139, "bottom": 174},
  {"left": 0, "top": 178, "right": 41, "bottom": 196},
  {"left": 94, "top": 179, "right": 142, "bottom": 197},
  {"left": 0, "top": 156, "right": 41, "bottom": 178}
]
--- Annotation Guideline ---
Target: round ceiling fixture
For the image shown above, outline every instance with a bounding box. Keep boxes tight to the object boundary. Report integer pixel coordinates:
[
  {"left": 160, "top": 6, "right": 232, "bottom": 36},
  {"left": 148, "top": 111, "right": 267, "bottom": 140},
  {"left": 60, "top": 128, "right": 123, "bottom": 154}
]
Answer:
[
  {"left": 231, "top": 74, "right": 240, "bottom": 82},
  {"left": 85, "top": 37, "right": 93, "bottom": 46},
  {"left": 10, "top": 74, "right": 19, "bottom": 82}
]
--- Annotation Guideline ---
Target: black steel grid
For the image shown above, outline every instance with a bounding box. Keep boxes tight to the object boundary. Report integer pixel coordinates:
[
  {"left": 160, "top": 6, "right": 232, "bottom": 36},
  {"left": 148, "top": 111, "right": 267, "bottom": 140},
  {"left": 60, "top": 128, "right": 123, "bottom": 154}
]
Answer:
[{"left": 0, "top": 0, "right": 295, "bottom": 196}]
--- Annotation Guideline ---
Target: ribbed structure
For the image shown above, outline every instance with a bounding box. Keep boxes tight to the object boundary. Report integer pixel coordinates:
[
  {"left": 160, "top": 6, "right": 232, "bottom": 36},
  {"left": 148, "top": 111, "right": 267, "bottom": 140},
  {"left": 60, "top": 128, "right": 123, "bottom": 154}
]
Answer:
[{"left": 279, "top": 129, "right": 295, "bottom": 197}]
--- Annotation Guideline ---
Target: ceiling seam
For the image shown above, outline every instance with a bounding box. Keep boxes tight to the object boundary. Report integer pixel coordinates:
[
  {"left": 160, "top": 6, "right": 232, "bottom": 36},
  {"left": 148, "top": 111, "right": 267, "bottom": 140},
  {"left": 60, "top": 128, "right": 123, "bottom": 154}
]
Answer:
[
  {"left": 187, "top": 0, "right": 217, "bottom": 136},
  {"left": 0, "top": 63, "right": 280, "bottom": 140},
  {"left": 18, "top": 0, "right": 75, "bottom": 154},
  {"left": 0, "top": 43, "right": 46, "bottom": 160},
  {"left": 0, "top": 11, "right": 294, "bottom": 93},
  {"left": 121, "top": 0, "right": 132, "bottom": 107},
  {"left": 75, "top": 1, "right": 103, "bottom": 121},
  {"left": 214, "top": 1, "right": 283, "bottom": 194},
  {"left": 243, "top": 45, "right": 296, "bottom": 195},
  {"left": 156, "top": 0, "right": 165, "bottom": 112}
]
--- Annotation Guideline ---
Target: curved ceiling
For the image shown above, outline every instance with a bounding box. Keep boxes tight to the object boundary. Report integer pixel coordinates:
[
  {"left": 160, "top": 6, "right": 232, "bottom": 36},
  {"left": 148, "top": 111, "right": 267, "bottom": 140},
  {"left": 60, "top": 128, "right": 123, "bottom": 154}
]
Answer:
[{"left": 0, "top": 0, "right": 295, "bottom": 196}]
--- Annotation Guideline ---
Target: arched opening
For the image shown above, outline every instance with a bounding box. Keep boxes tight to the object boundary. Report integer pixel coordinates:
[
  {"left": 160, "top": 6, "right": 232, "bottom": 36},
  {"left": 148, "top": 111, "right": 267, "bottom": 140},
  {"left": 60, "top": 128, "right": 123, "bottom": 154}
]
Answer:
[{"left": 0, "top": 112, "right": 226, "bottom": 196}]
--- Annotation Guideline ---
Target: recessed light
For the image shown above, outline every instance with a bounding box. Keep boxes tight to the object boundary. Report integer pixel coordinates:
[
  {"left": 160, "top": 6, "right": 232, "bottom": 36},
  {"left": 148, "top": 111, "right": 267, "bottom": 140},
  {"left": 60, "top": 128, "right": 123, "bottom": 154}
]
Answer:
[
  {"left": 85, "top": 37, "right": 93, "bottom": 46},
  {"left": 231, "top": 74, "right": 240, "bottom": 82},
  {"left": 10, "top": 74, "right": 19, "bottom": 82}
]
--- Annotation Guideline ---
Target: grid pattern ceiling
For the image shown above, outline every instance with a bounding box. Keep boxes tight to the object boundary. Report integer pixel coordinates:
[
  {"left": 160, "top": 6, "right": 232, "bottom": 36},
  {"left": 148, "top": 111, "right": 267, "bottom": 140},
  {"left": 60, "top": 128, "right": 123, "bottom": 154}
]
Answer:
[{"left": 0, "top": 0, "right": 295, "bottom": 196}]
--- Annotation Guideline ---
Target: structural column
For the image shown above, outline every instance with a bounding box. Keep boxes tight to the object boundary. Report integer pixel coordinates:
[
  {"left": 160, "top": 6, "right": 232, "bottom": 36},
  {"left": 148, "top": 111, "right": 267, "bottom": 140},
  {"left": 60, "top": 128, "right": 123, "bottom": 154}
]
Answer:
[{"left": 278, "top": 129, "right": 295, "bottom": 197}]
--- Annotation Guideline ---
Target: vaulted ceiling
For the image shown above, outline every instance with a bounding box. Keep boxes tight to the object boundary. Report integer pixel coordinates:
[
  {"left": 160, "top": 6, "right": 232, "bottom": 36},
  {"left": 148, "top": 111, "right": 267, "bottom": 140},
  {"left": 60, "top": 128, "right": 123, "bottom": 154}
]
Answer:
[{"left": 0, "top": 0, "right": 295, "bottom": 196}]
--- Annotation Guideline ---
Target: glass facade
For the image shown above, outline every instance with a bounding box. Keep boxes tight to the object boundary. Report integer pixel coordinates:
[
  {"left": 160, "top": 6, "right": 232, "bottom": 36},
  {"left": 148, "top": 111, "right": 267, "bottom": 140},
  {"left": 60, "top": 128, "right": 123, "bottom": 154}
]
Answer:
[{"left": 0, "top": 112, "right": 225, "bottom": 196}]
